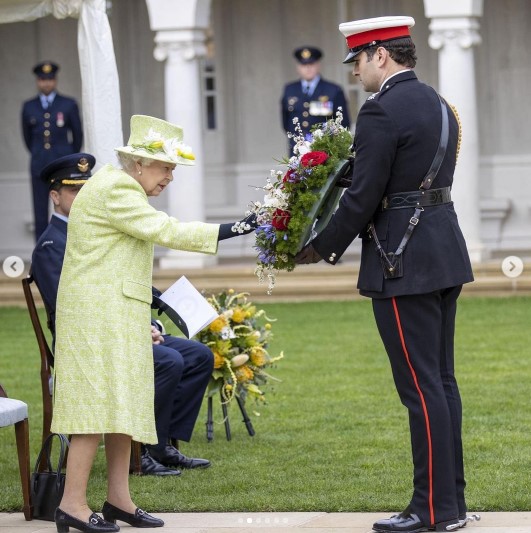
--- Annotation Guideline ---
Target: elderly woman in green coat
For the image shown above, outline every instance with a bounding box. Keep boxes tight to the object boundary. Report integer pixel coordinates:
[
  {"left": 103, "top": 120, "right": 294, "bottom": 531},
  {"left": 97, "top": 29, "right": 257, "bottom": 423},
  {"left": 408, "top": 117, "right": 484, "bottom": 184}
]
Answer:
[{"left": 51, "top": 115, "right": 255, "bottom": 533}]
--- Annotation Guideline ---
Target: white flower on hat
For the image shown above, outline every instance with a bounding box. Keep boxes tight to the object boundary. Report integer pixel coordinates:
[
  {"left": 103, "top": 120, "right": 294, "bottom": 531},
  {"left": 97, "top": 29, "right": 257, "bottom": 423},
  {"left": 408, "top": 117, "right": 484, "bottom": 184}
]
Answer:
[
  {"left": 163, "top": 137, "right": 195, "bottom": 163},
  {"left": 131, "top": 128, "right": 195, "bottom": 164}
]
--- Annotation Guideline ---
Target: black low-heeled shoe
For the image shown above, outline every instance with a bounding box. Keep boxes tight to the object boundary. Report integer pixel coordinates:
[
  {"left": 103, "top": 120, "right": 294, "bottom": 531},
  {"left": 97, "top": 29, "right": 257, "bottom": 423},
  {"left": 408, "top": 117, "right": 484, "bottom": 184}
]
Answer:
[
  {"left": 54, "top": 507, "right": 120, "bottom": 533},
  {"left": 101, "top": 501, "right": 164, "bottom": 528}
]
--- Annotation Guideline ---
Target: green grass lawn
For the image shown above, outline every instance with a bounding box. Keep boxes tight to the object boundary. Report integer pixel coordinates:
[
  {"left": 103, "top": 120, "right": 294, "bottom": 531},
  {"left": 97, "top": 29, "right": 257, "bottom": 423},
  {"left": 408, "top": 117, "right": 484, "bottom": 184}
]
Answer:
[{"left": 1, "top": 297, "right": 530, "bottom": 513}]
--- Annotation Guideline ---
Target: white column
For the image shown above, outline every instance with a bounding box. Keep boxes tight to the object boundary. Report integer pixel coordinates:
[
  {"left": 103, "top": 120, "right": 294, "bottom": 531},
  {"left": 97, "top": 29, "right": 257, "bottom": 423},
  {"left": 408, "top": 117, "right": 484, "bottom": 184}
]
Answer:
[
  {"left": 153, "top": 29, "right": 215, "bottom": 269},
  {"left": 424, "top": 1, "right": 484, "bottom": 262}
]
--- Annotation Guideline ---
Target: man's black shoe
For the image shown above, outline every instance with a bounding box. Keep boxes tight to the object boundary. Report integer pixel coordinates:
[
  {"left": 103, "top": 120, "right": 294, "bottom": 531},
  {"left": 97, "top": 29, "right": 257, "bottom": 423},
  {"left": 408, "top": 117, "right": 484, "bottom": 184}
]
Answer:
[
  {"left": 372, "top": 508, "right": 460, "bottom": 532},
  {"left": 146, "top": 444, "right": 211, "bottom": 469},
  {"left": 132, "top": 450, "right": 182, "bottom": 476}
]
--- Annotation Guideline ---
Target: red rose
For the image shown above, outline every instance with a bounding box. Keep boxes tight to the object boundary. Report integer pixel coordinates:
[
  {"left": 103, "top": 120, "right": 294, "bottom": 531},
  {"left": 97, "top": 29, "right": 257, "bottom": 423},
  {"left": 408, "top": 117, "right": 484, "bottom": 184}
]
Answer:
[
  {"left": 272, "top": 209, "right": 291, "bottom": 230},
  {"left": 301, "top": 151, "right": 329, "bottom": 167}
]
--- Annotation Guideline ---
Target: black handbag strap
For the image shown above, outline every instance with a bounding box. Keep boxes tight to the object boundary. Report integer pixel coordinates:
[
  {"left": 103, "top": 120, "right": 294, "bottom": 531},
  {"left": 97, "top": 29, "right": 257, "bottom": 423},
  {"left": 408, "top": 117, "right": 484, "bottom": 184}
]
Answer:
[{"left": 33, "top": 433, "right": 70, "bottom": 486}]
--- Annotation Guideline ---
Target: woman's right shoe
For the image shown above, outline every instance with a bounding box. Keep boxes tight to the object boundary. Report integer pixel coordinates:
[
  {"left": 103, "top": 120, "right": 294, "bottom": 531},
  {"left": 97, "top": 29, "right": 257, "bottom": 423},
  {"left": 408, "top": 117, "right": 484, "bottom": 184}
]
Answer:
[
  {"left": 101, "top": 500, "right": 164, "bottom": 528},
  {"left": 54, "top": 507, "right": 120, "bottom": 533}
]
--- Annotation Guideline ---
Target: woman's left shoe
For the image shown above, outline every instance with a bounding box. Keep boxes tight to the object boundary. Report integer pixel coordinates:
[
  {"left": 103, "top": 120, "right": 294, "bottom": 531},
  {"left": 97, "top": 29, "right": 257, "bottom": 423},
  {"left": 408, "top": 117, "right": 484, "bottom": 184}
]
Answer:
[{"left": 101, "top": 501, "right": 164, "bottom": 528}]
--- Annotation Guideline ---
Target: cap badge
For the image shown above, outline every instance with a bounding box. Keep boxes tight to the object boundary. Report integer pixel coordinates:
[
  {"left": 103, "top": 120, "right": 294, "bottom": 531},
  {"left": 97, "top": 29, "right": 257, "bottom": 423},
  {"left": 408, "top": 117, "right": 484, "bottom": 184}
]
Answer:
[
  {"left": 301, "top": 49, "right": 311, "bottom": 59},
  {"left": 77, "top": 157, "right": 89, "bottom": 172},
  {"left": 43, "top": 63, "right": 52, "bottom": 74}
]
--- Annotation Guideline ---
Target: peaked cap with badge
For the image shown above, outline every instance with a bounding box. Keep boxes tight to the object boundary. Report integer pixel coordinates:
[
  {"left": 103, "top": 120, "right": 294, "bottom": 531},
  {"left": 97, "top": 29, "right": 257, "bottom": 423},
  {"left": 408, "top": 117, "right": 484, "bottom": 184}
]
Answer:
[
  {"left": 339, "top": 16, "right": 415, "bottom": 63},
  {"left": 40, "top": 152, "right": 96, "bottom": 189},
  {"left": 293, "top": 46, "right": 322, "bottom": 65},
  {"left": 33, "top": 61, "right": 59, "bottom": 79}
]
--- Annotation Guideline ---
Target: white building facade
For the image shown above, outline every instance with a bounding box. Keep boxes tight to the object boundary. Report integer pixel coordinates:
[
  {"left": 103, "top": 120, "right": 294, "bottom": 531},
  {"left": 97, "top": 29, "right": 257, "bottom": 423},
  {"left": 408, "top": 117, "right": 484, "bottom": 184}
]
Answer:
[{"left": 0, "top": 0, "right": 529, "bottom": 266}]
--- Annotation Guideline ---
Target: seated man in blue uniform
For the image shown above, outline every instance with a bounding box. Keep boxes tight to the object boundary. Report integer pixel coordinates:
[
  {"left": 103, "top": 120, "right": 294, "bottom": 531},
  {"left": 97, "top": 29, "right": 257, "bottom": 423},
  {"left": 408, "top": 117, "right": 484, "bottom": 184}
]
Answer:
[
  {"left": 31, "top": 153, "right": 213, "bottom": 477},
  {"left": 295, "top": 16, "right": 477, "bottom": 533},
  {"left": 281, "top": 46, "right": 351, "bottom": 154},
  {"left": 21, "top": 61, "right": 83, "bottom": 241}
]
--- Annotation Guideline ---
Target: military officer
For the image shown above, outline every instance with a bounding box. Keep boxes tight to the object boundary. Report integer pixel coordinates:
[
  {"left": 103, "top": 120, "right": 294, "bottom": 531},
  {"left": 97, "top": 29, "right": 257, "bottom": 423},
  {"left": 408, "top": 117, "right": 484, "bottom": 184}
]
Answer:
[
  {"left": 295, "top": 16, "right": 476, "bottom": 533},
  {"left": 31, "top": 153, "right": 213, "bottom": 477},
  {"left": 281, "top": 46, "right": 351, "bottom": 154},
  {"left": 21, "top": 61, "right": 83, "bottom": 240}
]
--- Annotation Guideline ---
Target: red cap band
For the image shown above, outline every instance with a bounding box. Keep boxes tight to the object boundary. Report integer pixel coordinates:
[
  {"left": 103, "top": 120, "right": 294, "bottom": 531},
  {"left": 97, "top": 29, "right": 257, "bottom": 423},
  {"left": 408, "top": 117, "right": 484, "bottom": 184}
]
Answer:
[{"left": 346, "top": 25, "right": 410, "bottom": 49}]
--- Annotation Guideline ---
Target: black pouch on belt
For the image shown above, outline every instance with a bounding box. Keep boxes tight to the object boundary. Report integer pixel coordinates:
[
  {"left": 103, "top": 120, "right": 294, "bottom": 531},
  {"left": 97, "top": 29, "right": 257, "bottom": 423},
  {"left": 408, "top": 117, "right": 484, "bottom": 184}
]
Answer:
[{"left": 380, "top": 251, "right": 403, "bottom": 279}]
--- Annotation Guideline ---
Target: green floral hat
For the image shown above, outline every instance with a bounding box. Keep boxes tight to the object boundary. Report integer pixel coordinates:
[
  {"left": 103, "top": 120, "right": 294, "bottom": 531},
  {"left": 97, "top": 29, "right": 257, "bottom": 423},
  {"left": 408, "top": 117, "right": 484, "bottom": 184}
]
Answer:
[{"left": 115, "top": 115, "right": 195, "bottom": 166}]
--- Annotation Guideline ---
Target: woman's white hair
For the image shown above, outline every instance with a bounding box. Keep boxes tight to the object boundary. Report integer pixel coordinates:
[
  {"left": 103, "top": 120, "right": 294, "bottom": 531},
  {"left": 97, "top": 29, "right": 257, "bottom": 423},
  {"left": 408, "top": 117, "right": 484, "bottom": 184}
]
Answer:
[{"left": 117, "top": 152, "right": 155, "bottom": 174}]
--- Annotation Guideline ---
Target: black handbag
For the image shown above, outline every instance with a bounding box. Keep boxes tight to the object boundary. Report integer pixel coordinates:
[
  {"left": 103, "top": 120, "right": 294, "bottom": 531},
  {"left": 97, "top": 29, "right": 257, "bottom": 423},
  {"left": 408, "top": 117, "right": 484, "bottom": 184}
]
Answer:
[{"left": 30, "top": 432, "right": 70, "bottom": 521}]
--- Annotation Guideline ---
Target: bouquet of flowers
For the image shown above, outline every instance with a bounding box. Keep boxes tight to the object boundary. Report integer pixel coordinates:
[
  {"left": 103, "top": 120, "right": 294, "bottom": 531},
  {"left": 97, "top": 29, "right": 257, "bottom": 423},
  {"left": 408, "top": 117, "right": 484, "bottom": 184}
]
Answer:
[
  {"left": 195, "top": 290, "right": 283, "bottom": 410},
  {"left": 249, "top": 110, "right": 353, "bottom": 293}
]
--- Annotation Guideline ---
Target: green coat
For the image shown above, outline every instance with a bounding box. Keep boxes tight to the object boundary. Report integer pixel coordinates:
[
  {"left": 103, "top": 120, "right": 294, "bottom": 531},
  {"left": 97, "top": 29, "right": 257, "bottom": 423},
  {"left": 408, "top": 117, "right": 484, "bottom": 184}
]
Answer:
[{"left": 50, "top": 164, "right": 219, "bottom": 443}]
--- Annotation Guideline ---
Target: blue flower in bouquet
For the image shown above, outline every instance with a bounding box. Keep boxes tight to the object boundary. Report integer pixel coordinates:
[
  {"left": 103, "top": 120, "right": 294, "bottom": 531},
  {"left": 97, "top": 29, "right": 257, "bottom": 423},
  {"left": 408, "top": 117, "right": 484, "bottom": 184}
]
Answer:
[{"left": 249, "top": 109, "right": 352, "bottom": 293}]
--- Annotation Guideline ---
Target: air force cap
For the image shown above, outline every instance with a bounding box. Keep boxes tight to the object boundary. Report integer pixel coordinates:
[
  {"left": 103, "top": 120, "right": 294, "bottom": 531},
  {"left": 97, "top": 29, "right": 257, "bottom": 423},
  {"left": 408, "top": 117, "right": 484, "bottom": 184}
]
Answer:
[
  {"left": 33, "top": 61, "right": 59, "bottom": 79},
  {"left": 339, "top": 16, "right": 415, "bottom": 64},
  {"left": 293, "top": 46, "right": 323, "bottom": 65},
  {"left": 40, "top": 153, "right": 96, "bottom": 189}
]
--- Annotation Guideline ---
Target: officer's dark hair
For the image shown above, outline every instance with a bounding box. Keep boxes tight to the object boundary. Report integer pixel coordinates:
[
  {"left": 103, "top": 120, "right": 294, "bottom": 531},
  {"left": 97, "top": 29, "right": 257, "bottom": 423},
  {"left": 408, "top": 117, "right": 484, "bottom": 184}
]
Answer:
[{"left": 365, "top": 37, "right": 417, "bottom": 68}]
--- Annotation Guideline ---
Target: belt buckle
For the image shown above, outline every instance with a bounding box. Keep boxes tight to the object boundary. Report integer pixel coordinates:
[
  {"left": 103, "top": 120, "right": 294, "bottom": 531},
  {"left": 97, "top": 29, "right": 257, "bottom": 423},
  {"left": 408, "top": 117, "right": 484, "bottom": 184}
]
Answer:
[{"left": 409, "top": 216, "right": 419, "bottom": 226}]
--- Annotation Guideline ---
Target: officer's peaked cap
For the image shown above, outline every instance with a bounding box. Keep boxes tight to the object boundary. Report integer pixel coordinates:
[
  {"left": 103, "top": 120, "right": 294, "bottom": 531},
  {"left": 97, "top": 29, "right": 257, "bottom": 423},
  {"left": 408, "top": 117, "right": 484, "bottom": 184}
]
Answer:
[
  {"left": 33, "top": 61, "right": 59, "bottom": 79},
  {"left": 339, "top": 16, "right": 415, "bottom": 64},
  {"left": 40, "top": 153, "right": 96, "bottom": 189},
  {"left": 293, "top": 46, "right": 322, "bottom": 64}
]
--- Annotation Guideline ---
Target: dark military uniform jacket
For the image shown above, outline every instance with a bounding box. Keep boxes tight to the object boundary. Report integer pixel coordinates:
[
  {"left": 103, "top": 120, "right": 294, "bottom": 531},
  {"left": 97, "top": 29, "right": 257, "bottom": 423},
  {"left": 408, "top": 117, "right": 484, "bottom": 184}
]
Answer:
[
  {"left": 22, "top": 93, "right": 83, "bottom": 179},
  {"left": 281, "top": 78, "right": 351, "bottom": 142},
  {"left": 31, "top": 214, "right": 68, "bottom": 336},
  {"left": 313, "top": 70, "right": 473, "bottom": 298}
]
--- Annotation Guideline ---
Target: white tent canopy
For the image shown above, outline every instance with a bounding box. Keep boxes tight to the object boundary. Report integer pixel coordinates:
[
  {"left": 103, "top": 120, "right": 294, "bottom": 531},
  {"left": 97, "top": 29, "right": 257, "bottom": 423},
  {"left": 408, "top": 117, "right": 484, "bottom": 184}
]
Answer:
[{"left": 0, "top": 0, "right": 123, "bottom": 166}]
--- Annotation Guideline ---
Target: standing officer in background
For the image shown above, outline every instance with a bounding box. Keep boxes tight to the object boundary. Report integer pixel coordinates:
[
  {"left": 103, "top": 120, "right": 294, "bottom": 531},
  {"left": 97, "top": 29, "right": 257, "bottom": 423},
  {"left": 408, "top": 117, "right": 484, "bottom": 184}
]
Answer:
[
  {"left": 21, "top": 61, "right": 83, "bottom": 240},
  {"left": 295, "top": 16, "right": 477, "bottom": 533},
  {"left": 281, "top": 46, "right": 350, "bottom": 154}
]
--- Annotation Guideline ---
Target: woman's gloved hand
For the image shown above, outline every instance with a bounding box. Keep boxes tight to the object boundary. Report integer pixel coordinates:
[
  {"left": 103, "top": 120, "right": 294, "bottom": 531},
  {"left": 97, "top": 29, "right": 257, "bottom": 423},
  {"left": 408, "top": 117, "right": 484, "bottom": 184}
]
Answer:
[{"left": 218, "top": 213, "right": 258, "bottom": 241}]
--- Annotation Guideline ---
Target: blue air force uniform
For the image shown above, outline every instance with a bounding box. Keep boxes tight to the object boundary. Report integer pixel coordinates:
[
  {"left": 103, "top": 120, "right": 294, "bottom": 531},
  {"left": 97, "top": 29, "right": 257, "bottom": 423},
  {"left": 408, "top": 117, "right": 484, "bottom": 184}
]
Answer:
[
  {"left": 21, "top": 62, "right": 83, "bottom": 240},
  {"left": 281, "top": 47, "right": 350, "bottom": 153}
]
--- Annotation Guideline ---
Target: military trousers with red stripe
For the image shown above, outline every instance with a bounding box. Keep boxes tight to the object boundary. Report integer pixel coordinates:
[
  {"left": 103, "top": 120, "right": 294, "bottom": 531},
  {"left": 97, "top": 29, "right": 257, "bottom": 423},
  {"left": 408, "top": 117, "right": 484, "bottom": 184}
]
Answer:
[{"left": 372, "top": 285, "right": 466, "bottom": 527}]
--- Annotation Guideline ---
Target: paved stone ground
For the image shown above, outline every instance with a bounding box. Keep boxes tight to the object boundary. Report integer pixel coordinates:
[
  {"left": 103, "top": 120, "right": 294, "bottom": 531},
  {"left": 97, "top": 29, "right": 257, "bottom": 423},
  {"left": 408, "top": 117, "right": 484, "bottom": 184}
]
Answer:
[{"left": 1, "top": 512, "right": 530, "bottom": 533}]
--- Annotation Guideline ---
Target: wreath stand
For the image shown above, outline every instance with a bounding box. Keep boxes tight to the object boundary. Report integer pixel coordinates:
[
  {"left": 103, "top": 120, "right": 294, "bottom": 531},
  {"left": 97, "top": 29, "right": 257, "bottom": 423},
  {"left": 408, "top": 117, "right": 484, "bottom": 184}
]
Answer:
[{"left": 206, "top": 393, "right": 255, "bottom": 441}]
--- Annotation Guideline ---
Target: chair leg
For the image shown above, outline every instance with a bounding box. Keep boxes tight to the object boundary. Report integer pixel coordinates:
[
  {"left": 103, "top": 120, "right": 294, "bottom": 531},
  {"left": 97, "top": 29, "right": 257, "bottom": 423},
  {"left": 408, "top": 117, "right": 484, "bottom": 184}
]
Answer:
[
  {"left": 131, "top": 441, "right": 142, "bottom": 475},
  {"left": 14, "top": 418, "right": 32, "bottom": 520}
]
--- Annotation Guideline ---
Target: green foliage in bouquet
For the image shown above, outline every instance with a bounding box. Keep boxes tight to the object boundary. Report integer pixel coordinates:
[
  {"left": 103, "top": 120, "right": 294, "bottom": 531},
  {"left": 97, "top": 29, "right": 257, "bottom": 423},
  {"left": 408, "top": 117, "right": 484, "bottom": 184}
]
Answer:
[{"left": 251, "top": 111, "right": 352, "bottom": 293}]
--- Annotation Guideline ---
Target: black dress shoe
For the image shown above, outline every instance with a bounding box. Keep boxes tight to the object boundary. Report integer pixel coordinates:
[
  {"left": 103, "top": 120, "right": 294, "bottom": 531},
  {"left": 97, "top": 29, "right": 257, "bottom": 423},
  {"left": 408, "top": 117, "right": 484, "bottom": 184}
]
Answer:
[
  {"left": 131, "top": 450, "right": 181, "bottom": 476},
  {"left": 101, "top": 501, "right": 164, "bottom": 528},
  {"left": 54, "top": 507, "right": 120, "bottom": 533},
  {"left": 373, "top": 510, "right": 428, "bottom": 533},
  {"left": 372, "top": 509, "right": 460, "bottom": 533},
  {"left": 146, "top": 445, "right": 211, "bottom": 469}
]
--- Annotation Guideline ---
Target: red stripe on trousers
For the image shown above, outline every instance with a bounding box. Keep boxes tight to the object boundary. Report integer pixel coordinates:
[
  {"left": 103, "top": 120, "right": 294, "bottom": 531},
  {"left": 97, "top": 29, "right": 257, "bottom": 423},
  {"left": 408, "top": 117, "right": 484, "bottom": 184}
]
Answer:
[{"left": 391, "top": 297, "right": 435, "bottom": 525}]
